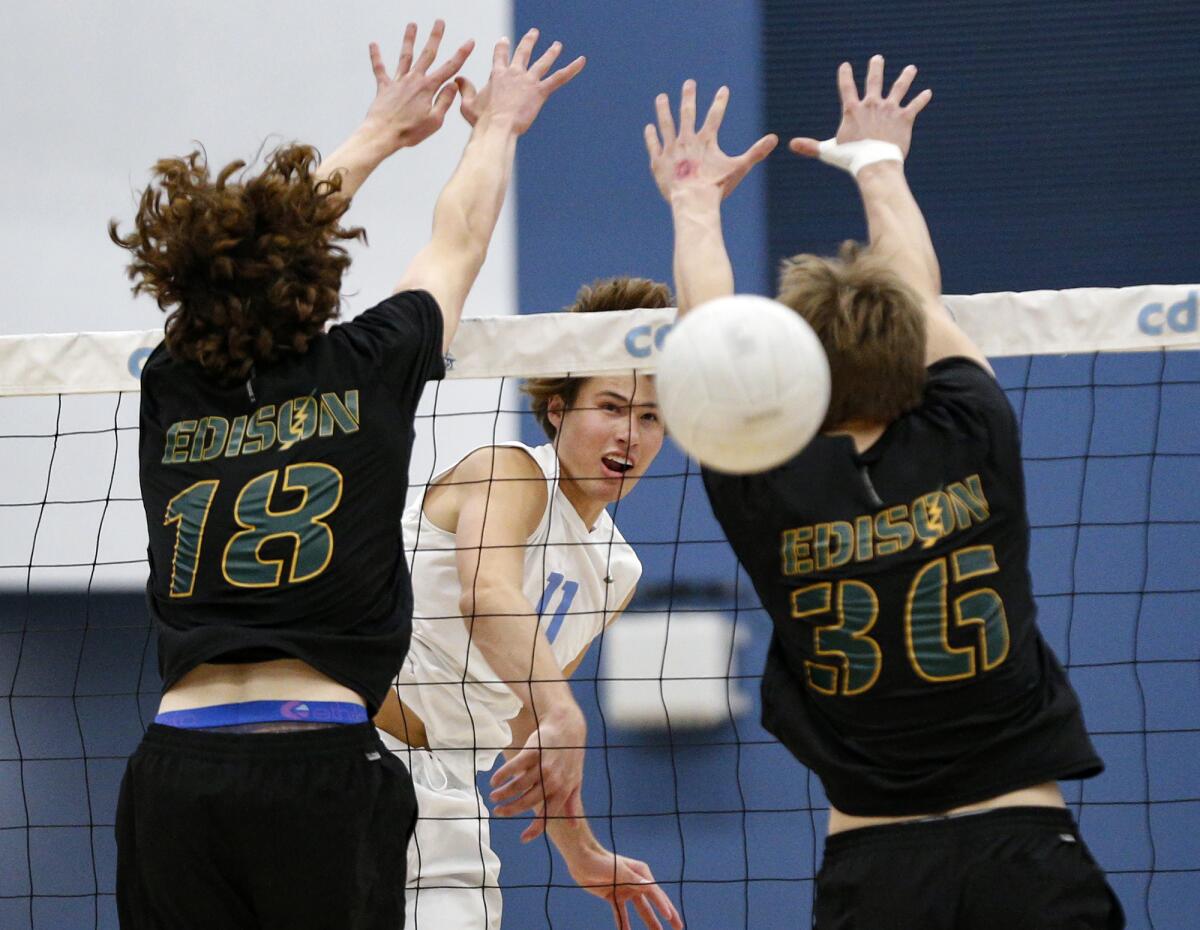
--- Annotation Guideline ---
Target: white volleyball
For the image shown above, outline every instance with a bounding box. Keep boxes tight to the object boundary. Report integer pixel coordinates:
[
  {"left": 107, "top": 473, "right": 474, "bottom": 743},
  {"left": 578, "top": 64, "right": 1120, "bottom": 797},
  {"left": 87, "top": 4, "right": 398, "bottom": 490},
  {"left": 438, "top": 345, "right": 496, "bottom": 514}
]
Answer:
[{"left": 655, "top": 295, "right": 831, "bottom": 474}]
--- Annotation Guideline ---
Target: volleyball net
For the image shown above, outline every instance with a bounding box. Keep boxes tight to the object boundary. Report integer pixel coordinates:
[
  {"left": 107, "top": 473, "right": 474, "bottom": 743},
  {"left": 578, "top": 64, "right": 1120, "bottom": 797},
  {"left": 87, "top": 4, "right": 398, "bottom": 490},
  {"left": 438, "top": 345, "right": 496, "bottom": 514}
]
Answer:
[{"left": 1, "top": 284, "right": 1197, "bottom": 930}]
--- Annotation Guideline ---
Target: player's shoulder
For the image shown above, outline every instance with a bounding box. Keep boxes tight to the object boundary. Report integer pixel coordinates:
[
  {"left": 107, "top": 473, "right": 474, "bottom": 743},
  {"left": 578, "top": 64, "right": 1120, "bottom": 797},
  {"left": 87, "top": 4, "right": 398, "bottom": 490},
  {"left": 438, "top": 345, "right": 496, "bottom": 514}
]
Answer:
[
  {"left": 921, "top": 357, "right": 1008, "bottom": 400},
  {"left": 360, "top": 288, "right": 442, "bottom": 321},
  {"left": 326, "top": 290, "right": 445, "bottom": 366},
  {"left": 454, "top": 444, "right": 545, "bottom": 484},
  {"left": 926, "top": 354, "right": 998, "bottom": 388},
  {"left": 911, "top": 356, "right": 1019, "bottom": 458},
  {"left": 923, "top": 356, "right": 1011, "bottom": 416},
  {"left": 452, "top": 445, "right": 550, "bottom": 537}
]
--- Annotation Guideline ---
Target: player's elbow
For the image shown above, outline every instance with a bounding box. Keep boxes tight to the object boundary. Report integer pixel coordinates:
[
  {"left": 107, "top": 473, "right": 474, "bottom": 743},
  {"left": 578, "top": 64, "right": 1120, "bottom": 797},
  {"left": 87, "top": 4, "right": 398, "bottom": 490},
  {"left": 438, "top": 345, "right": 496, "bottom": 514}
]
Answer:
[{"left": 458, "top": 580, "right": 518, "bottom": 626}]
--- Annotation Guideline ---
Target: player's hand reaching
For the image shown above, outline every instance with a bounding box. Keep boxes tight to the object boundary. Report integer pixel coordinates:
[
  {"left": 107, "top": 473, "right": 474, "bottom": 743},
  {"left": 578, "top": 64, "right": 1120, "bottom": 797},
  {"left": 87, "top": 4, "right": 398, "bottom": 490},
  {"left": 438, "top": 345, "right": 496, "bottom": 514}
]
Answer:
[
  {"left": 644, "top": 80, "right": 777, "bottom": 204},
  {"left": 489, "top": 703, "right": 586, "bottom": 842},
  {"left": 455, "top": 29, "right": 586, "bottom": 135},
  {"left": 566, "top": 847, "right": 684, "bottom": 930},
  {"left": 363, "top": 20, "right": 475, "bottom": 151},
  {"left": 788, "top": 55, "right": 931, "bottom": 162}
]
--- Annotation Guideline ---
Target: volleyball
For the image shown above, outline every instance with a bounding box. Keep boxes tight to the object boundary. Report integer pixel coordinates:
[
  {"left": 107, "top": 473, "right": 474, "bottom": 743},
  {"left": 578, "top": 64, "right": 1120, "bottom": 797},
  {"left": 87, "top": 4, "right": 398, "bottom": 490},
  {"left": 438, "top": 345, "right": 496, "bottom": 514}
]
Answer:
[{"left": 655, "top": 295, "right": 831, "bottom": 474}]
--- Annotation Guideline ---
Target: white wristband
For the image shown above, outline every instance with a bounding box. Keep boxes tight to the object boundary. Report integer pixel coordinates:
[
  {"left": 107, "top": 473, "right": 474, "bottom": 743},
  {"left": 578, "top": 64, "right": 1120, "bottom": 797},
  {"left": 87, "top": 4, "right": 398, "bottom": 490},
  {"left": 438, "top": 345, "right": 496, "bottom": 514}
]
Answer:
[{"left": 817, "top": 139, "right": 904, "bottom": 177}]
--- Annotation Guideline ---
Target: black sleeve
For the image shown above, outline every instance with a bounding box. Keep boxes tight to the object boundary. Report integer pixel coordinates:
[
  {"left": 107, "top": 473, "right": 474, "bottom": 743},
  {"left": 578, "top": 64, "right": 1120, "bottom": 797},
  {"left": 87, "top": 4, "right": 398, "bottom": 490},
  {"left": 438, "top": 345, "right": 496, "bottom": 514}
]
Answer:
[
  {"left": 334, "top": 290, "right": 446, "bottom": 398},
  {"left": 921, "top": 356, "right": 1020, "bottom": 457}
]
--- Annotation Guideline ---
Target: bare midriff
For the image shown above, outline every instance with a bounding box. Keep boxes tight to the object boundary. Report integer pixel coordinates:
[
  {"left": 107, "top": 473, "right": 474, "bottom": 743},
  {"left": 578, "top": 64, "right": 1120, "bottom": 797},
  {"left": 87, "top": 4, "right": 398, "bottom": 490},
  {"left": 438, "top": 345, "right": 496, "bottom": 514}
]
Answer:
[
  {"left": 827, "top": 781, "right": 1066, "bottom": 835},
  {"left": 157, "top": 658, "right": 364, "bottom": 713}
]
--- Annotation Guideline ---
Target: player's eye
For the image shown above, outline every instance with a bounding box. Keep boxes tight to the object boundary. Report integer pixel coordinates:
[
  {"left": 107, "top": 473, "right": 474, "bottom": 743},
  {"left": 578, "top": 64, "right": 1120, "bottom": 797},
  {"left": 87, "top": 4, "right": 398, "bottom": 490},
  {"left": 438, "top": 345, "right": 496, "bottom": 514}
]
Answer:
[{"left": 641, "top": 411, "right": 660, "bottom": 424}]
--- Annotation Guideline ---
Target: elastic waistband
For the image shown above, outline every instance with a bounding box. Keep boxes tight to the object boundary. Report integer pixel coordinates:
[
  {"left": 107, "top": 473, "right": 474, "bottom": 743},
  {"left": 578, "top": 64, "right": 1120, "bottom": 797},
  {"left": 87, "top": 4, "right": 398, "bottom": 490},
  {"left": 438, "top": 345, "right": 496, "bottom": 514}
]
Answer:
[
  {"left": 824, "top": 806, "right": 1078, "bottom": 855},
  {"left": 140, "top": 721, "right": 381, "bottom": 757},
  {"left": 155, "top": 700, "right": 367, "bottom": 729}
]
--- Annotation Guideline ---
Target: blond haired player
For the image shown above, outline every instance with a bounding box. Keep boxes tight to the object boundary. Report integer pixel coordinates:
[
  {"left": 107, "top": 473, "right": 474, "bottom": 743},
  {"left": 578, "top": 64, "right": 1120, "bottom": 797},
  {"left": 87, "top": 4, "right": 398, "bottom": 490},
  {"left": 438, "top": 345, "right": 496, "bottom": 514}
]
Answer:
[{"left": 644, "top": 60, "right": 1121, "bottom": 929}]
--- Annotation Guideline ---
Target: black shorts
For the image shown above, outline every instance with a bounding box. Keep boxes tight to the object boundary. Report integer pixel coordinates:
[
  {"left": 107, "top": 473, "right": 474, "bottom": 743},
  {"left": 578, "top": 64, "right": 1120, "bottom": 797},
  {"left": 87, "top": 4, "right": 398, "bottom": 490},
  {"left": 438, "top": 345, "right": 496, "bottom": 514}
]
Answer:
[
  {"left": 116, "top": 722, "right": 417, "bottom": 930},
  {"left": 814, "top": 807, "right": 1123, "bottom": 930}
]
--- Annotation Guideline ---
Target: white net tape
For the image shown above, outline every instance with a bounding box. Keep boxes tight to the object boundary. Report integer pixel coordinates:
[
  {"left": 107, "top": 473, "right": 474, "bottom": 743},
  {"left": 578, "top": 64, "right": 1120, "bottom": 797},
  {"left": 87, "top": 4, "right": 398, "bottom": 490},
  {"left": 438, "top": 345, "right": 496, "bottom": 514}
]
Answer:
[{"left": 2, "top": 285, "right": 1198, "bottom": 397}]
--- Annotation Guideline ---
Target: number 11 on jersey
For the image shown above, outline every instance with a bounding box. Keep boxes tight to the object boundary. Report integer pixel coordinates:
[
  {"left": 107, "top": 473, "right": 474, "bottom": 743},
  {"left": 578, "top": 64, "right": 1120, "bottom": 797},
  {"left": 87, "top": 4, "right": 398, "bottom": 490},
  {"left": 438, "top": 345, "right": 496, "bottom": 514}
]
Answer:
[{"left": 536, "top": 572, "right": 579, "bottom": 643}]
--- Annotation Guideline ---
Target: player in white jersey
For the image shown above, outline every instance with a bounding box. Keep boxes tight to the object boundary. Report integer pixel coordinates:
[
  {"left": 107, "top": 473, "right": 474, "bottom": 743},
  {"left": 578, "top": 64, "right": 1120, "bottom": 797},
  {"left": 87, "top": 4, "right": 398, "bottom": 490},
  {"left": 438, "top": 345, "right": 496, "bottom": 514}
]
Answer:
[{"left": 375, "top": 277, "right": 685, "bottom": 930}]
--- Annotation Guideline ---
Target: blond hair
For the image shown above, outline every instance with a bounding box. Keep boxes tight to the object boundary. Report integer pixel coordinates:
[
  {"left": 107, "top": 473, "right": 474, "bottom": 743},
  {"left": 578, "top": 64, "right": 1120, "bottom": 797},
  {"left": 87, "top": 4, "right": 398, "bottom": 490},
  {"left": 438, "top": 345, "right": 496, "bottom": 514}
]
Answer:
[{"left": 777, "top": 241, "right": 926, "bottom": 429}]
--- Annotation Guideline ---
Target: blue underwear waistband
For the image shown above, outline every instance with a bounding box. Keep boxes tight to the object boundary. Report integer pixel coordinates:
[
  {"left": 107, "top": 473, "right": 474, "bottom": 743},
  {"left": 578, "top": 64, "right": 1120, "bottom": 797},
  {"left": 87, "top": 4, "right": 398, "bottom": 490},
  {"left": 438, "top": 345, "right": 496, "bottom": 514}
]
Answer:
[{"left": 154, "top": 700, "right": 368, "bottom": 729}]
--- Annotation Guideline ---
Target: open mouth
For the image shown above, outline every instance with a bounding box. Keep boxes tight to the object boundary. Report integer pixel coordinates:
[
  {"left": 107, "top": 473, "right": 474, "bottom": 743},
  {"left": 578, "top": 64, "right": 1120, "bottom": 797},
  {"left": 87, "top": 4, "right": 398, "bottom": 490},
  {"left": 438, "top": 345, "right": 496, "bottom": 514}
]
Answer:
[{"left": 602, "top": 455, "right": 634, "bottom": 475}]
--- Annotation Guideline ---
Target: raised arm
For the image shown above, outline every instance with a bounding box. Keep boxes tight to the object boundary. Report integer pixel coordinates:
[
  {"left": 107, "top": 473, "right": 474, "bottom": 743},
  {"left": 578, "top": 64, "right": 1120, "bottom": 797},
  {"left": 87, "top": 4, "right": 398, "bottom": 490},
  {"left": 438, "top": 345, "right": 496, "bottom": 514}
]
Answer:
[
  {"left": 789, "top": 56, "right": 991, "bottom": 372},
  {"left": 397, "top": 29, "right": 585, "bottom": 349},
  {"left": 316, "top": 21, "right": 474, "bottom": 200},
  {"left": 644, "top": 81, "right": 776, "bottom": 316}
]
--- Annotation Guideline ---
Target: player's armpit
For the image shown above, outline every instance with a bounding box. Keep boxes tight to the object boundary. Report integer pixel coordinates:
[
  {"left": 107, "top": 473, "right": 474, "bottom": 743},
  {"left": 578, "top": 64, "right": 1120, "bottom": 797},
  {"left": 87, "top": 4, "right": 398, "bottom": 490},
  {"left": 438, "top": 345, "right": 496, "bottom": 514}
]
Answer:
[
  {"left": 922, "top": 304, "right": 994, "bottom": 375},
  {"left": 394, "top": 238, "right": 487, "bottom": 352}
]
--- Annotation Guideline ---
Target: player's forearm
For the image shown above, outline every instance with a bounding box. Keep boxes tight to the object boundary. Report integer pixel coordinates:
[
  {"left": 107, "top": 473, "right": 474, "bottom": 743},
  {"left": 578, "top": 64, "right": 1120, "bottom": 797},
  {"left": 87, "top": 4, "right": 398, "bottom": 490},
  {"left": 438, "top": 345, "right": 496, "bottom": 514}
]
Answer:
[
  {"left": 669, "top": 188, "right": 733, "bottom": 317},
  {"left": 855, "top": 161, "right": 942, "bottom": 303},
  {"left": 466, "top": 590, "right": 579, "bottom": 716},
  {"left": 429, "top": 114, "right": 520, "bottom": 275},
  {"left": 316, "top": 123, "right": 398, "bottom": 201},
  {"left": 546, "top": 797, "right": 604, "bottom": 863}
]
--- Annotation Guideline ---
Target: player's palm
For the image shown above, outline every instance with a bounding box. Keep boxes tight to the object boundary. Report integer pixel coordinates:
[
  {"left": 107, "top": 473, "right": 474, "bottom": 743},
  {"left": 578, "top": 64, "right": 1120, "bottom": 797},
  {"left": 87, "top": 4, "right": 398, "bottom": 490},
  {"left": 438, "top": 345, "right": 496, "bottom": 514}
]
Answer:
[
  {"left": 456, "top": 29, "right": 585, "bottom": 135},
  {"left": 790, "top": 55, "right": 932, "bottom": 160},
  {"left": 363, "top": 21, "right": 475, "bottom": 151},
  {"left": 568, "top": 849, "right": 684, "bottom": 930},
  {"left": 645, "top": 80, "right": 776, "bottom": 203}
]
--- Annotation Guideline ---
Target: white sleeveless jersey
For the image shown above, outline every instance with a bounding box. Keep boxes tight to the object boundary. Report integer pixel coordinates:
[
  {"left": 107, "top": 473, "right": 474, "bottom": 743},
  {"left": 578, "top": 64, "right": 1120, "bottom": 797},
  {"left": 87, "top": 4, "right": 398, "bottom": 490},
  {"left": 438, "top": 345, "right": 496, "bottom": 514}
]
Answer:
[{"left": 396, "top": 442, "right": 641, "bottom": 775}]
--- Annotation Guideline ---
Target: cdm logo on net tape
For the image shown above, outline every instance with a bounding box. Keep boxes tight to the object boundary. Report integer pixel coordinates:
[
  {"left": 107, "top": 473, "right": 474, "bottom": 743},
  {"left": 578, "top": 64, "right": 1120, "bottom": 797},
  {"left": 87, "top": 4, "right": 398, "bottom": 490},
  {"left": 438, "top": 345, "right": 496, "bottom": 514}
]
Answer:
[
  {"left": 128, "top": 346, "right": 154, "bottom": 378},
  {"left": 624, "top": 321, "right": 674, "bottom": 359},
  {"left": 1138, "top": 291, "right": 1197, "bottom": 337}
]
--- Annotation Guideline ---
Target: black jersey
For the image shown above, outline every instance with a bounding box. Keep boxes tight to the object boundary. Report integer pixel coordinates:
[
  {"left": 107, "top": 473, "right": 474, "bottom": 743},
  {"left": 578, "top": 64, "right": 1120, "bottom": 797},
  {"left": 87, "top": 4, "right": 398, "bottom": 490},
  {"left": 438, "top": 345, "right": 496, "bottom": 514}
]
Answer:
[
  {"left": 139, "top": 290, "right": 445, "bottom": 714},
  {"left": 703, "top": 357, "right": 1102, "bottom": 816}
]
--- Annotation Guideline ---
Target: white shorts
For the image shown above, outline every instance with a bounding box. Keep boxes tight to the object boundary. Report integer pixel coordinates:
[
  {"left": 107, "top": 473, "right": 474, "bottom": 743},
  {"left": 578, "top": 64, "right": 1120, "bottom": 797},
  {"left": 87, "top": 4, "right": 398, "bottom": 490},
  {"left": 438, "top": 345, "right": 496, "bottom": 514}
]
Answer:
[{"left": 379, "top": 731, "right": 502, "bottom": 930}]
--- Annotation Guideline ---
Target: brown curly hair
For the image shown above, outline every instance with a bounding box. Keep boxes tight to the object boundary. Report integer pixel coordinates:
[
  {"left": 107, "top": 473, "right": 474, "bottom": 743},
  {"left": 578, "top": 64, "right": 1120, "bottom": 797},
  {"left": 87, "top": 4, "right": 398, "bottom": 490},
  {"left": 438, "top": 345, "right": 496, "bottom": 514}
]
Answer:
[
  {"left": 109, "top": 144, "right": 364, "bottom": 383},
  {"left": 523, "top": 277, "right": 674, "bottom": 440}
]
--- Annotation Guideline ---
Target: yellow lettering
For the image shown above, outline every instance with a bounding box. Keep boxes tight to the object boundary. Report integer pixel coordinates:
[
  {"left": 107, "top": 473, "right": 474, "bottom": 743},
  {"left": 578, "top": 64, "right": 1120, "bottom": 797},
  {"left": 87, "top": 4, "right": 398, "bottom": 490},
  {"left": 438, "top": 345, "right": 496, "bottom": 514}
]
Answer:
[
  {"left": 913, "top": 491, "right": 953, "bottom": 549},
  {"left": 781, "top": 526, "right": 815, "bottom": 576},
  {"left": 278, "top": 396, "right": 318, "bottom": 449},
  {"left": 225, "top": 416, "right": 248, "bottom": 457},
  {"left": 241, "top": 405, "right": 277, "bottom": 456},
  {"left": 947, "top": 474, "right": 990, "bottom": 528},
  {"left": 814, "top": 522, "right": 854, "bottom": 570},
  {"left": 162, "top": 420, "right": 197, "bottom": 465},
  {"left": 191, "top": 416, "right": 230, "bottom": 462},
  {"left": 875, "top": 506, "right": 914, "bottom": 556},
  {"left": 319, "top": 390, "right": 360, "bottom": 437}
]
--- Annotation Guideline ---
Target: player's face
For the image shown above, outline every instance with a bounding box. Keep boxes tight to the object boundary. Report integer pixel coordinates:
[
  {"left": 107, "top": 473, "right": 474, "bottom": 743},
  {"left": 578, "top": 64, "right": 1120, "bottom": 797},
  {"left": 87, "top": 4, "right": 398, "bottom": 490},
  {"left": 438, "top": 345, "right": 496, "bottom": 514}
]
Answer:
[{"left": 550, "top": 374, "right": 664, "bottom": 516}]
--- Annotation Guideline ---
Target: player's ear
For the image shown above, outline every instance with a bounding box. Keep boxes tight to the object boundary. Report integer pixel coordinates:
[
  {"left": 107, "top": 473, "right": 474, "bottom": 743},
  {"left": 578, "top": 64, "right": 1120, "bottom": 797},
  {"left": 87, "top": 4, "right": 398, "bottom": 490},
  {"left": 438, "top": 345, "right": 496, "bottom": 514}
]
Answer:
[{"left": 547, "top": 395, "right": 565, "bottom": 433}]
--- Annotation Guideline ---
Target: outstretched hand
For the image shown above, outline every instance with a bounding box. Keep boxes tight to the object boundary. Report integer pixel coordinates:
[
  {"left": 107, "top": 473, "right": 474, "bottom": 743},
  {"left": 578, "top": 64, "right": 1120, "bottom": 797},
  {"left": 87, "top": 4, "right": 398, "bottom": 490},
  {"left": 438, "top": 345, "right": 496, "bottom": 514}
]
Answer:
[
  {"left": 568, "top": 849, "right": 684, "bottom": 930},
  {"left": 455, "top": 28, "right": 586, "bottom": 134},
  {"left": 789, "top": 55, "right": 931, "bottom": 160},
  {"left": 644, "top": 80, "right": 777, "bottom": 204},
  {"left": 363, "top": 20, "right": 475, "bottom": 151}
]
